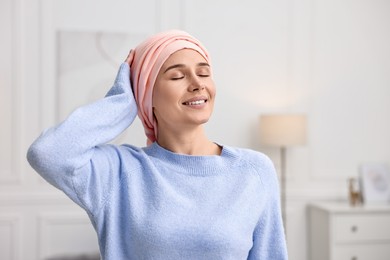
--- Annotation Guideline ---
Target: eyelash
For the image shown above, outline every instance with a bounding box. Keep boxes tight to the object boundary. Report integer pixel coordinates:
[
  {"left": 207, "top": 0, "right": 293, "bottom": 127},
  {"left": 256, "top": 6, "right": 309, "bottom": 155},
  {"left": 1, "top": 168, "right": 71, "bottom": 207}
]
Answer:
[
  {"left": 171, "top": 76, "right": 184, "bottom": 80},
  {"left": 171, "top": 74, "right": 209, "bottom": 80}
]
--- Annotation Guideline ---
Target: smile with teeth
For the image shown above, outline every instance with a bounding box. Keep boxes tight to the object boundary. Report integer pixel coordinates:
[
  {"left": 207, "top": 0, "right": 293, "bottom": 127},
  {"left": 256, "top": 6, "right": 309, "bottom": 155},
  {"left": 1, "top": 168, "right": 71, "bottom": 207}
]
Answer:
[{"left": 183, "top": 100, "right": 207, "bottom": 105}]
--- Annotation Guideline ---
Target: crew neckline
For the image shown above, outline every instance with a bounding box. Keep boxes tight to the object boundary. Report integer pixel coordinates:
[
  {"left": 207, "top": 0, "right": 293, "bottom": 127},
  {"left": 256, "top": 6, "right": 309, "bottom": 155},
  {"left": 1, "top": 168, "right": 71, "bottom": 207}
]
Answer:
[{"left": 143, "top": 142, "right": 238, "bottom": 176}]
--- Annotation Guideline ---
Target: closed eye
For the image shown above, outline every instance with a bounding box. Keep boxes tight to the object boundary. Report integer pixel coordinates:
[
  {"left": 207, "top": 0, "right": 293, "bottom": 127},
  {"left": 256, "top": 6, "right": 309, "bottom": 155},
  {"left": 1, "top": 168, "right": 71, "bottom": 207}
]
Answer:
[{"left": 171, "top": 76, "right": 184, "bottom": 80}]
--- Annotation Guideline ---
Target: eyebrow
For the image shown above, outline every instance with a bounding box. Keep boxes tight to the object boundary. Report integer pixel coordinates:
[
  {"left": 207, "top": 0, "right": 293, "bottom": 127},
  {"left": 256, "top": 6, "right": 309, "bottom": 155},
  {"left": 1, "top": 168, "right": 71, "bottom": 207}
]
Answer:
[{"left": 163, "top": 62, "right": 210, "bottom": 73}]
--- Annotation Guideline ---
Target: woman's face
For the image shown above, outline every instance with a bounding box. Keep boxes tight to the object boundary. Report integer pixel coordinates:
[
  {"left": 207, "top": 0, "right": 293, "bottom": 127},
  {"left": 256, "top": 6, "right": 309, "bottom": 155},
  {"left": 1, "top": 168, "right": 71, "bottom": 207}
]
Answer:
[{"left": 152, "top": 49, "right": 216, "bottom": 132}]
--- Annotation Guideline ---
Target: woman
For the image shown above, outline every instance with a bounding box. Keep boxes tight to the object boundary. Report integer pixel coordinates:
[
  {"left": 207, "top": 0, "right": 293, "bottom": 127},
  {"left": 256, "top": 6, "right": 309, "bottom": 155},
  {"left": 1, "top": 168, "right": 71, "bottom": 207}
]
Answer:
[{"left": 27, "top": 30, "right": 288, "bottom": 259}]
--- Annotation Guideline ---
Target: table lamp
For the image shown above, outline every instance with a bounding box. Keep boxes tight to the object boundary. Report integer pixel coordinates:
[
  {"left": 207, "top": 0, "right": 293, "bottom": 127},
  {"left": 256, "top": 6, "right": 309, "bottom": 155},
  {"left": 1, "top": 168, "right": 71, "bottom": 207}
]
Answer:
[{"left": 259, "top": 114, "right": 307, "bottom": 233}]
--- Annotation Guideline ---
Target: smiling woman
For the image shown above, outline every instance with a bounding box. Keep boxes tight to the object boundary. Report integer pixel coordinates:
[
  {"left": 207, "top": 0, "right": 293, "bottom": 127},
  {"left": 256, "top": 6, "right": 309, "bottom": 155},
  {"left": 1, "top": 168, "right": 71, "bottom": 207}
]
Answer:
[{"left": 27, "top": 30, "right": 288, "bottom": 260}]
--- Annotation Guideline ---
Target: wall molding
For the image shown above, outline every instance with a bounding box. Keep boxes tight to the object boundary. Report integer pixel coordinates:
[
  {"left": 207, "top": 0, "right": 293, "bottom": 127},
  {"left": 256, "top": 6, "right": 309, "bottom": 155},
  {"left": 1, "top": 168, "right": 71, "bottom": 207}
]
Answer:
[
  {"left": 37, "top": 212, "right": 98, "bottom": 259},
  {"left": 0, "top": 0, "right": 23, "bottom": 185},
  {"left": 0, "top": 214, "right": 21, "bottom": 260},
  {"left": 0, "top": 192, "right": 73, "bottom": 206}
]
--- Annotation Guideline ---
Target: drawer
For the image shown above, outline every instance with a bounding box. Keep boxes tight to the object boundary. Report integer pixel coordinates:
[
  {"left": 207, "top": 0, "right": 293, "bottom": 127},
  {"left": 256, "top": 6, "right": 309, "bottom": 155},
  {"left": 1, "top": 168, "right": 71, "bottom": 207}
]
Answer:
[
  {"left": 333, "top": 243, "right": 390, "bottom": 260},
  {"left": 333, "top": 214, "right": 390, "bottom": 243}
]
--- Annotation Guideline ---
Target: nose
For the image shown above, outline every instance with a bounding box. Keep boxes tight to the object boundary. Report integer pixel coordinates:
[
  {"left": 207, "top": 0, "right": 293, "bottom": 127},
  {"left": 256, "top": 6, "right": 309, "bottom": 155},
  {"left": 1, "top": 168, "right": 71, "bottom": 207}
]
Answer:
[{"left": 188, "top": 76, "right": 205, "bottom": 92}]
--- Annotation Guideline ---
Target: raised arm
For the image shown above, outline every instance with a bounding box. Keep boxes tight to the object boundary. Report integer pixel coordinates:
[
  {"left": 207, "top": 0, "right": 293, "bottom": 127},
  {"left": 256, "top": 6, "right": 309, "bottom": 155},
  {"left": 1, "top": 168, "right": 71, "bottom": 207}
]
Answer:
[{"left": 27, "top": 62, "right": 137, "bottom": 192}]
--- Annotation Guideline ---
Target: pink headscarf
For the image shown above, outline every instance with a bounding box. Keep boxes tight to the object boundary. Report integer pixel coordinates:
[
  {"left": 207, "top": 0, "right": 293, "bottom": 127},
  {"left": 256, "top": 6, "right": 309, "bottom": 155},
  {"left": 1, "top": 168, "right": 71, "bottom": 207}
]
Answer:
[{"left": 127, "top": 30, "right": 211, "bottom": 145}]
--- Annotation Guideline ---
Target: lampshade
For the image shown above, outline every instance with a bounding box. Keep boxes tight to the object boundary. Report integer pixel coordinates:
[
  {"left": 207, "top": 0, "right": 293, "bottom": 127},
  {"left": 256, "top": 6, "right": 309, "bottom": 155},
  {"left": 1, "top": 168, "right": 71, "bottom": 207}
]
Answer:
[{"left": 259, "top": 114, "right": 306, "bottom": 147}]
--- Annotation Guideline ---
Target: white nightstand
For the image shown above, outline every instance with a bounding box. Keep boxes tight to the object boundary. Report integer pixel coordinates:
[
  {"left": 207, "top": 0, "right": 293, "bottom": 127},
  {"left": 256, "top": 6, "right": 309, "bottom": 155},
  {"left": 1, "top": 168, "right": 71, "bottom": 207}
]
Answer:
[{"left": 308, "top": 202, "right": 390, "bottom": 260}]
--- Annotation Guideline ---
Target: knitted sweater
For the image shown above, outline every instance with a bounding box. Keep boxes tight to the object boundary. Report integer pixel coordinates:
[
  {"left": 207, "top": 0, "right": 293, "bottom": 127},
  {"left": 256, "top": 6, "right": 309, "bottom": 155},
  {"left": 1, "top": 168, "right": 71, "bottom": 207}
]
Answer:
[{"left": 27, "top": 63, "right": 288, "bottom": 260}]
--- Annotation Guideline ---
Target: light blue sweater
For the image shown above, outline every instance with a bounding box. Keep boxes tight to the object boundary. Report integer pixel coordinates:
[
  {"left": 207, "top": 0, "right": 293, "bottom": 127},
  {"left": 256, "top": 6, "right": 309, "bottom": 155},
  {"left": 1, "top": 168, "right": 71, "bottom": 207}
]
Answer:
[{"left": 27, "top": 63, "right": 288, "bottom": 259}]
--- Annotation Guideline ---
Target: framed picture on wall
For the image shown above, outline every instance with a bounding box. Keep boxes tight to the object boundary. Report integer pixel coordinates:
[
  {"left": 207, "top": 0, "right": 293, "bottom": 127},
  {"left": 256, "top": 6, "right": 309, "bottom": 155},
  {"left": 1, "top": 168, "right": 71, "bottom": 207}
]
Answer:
[{"left": 359, "top": 163, "right": 390, "bottom": 204}]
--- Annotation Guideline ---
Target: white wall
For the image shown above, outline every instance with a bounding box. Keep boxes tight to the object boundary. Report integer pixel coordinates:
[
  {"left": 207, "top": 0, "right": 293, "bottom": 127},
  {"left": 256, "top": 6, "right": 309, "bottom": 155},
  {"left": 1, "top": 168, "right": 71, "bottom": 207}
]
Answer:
[{"left": 1, "top": 0, "right": 390, "bottom": 259}]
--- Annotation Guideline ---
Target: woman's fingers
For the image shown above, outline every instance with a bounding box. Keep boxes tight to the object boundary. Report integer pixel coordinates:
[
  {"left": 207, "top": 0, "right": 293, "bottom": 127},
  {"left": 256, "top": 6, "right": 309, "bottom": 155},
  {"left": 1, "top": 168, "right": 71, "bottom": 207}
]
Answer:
[{"left": 125, "top": 49, "right": 133, "bottom": 66}]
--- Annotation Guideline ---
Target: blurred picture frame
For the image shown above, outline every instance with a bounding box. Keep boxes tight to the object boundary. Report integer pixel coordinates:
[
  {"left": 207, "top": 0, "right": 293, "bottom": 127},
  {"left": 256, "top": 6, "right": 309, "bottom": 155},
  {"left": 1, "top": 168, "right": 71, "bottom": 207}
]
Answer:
[{"left": 359, "top": 163, "right": 390, "bottom": 204}]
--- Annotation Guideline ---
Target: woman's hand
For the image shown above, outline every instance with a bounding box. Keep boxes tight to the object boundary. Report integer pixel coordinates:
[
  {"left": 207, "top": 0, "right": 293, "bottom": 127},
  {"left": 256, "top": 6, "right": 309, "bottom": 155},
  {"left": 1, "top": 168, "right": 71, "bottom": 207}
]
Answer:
[{"left": 125, "top": 49, "right": 133, "bottom": 67}]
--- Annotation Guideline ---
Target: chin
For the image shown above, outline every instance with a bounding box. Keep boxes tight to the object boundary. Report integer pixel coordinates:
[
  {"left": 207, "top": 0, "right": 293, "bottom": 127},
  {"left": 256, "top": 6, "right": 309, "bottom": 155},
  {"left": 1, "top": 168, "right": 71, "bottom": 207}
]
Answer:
[
  {"left": 184, "top": 111, "right": 213, "bottom": 126},
  {"left": 193, "top": 116, "right": 211, "bottom": 125}
]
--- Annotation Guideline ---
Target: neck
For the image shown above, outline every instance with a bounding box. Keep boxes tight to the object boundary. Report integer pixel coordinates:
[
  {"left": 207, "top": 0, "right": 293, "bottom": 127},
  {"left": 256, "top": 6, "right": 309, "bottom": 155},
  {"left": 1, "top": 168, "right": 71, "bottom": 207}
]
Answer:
[{"left": 156, "top": 126, "right": 221, "bottom": 155}]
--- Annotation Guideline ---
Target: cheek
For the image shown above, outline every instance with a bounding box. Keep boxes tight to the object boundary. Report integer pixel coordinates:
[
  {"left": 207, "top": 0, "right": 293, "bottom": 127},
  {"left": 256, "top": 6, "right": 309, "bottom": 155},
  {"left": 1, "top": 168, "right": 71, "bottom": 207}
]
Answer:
[
  {"left": 152, "top": 83, "right": 165, "bottom": 107},
  {"left": 152, "top": 83, "right": 178, "bottom": 109},
  {"left": 208, "top": 82, "right": 217, "bottom": 99}
]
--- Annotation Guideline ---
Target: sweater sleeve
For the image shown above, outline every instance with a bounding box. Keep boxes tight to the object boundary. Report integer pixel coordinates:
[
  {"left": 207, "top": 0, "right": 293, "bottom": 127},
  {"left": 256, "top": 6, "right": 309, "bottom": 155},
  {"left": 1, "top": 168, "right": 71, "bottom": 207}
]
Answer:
[
  {"left": 26, "top": 63, "right": 137, "bottom": 214},
  {"left": 247, "top": 156, "right": 288, "bottom": 260}
]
